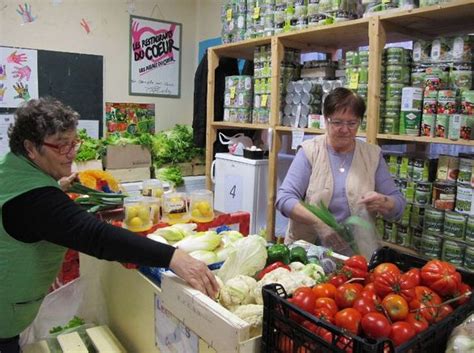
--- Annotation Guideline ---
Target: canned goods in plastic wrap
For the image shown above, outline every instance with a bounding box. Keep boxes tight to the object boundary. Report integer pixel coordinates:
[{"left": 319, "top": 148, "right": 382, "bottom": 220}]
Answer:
[
  {"left": 464, "top": 246, "right": 474, "bottom": 270},
  {"left": 455, "top": 184, "right": 473, "bottom": 215},
  {"left": 236, "top": 108, "right": 252, "bottom": 123},
  {"left": 444, "top": 211, "right": 467, "bottom": 239},
  {"left": 442, "top": 240, "right": 465, "bottom": 266},
  {"left": 385, "top": 65, "right": 410, "bottom": 84},
  {"left": 465, "top": 216, "right": 474, "bottom": 244},
  {"left": 424, "top": 206, "right": 445, "bottom": 233},
  {"left": 237, "top": 92, "right": 253, "bottom": 108}
]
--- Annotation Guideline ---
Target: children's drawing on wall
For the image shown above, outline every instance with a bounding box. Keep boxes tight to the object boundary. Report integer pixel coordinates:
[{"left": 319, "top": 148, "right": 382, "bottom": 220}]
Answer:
[
  {"left": 105, "top": 102, "right": 155, "bottom": 136},
  {"left": 17, "top": 3, "right": 36, "bottom": 24},
  {"left": 0, "top": 47, "right": 39, "bottom": 107}
]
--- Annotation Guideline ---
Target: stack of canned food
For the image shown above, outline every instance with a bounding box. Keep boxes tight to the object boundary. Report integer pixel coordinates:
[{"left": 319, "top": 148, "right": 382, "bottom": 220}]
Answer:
[
  {"left": 223, "top": 75, "right": 254, "bottom": 123},
  {"left": 221, "top": 0, "right": 247, "bottom": 44},
  {"left": 281, "top": 79, "right": 323, "bottom": 128},
  {"left": 379, "top": 152, "right": 474, "bottom": 270},
  {"left": 344, "top": 49, "right": 369, "bottom": 131},
  {"left": 380, "top": 47, "right": 413, "bottom": 134}
]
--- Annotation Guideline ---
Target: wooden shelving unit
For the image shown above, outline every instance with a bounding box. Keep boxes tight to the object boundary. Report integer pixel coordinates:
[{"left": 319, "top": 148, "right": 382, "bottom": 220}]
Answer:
[{"left": 205, "top": 0, "right": 474, "bottom": 240}]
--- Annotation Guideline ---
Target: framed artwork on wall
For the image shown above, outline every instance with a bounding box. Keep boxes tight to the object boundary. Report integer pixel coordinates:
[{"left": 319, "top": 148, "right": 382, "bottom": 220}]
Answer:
[{"left": 129, "top": 15, "right": 182, "bottom": 98}]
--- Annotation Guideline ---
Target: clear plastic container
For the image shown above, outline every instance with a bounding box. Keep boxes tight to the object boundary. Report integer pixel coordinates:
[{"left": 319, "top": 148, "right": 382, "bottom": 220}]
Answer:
[
  {"left": 190, "top": 190, "right": 215, "bottom": 223},
  {"left": 142, "top": 196, "right": 160, "bottom": 225},
  {"left": 162, "top": 192, "right": 190, "bottom": 225},
  {"left": 142, "top": 179, "right": 164, "bottom": 198},
  {"left": 123, "top": 196, "right": 153, "bottom": 232}
]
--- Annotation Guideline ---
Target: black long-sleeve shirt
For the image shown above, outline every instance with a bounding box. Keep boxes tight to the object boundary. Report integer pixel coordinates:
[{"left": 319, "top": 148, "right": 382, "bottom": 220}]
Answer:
[{"left": 2, "top": 187, "right": 175, "bottom": 268}]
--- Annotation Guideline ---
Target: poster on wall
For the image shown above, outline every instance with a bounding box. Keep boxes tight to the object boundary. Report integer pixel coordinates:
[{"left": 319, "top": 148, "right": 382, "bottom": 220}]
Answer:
[
  {"left": 129, "top": 15, "right": 182, "bottom": 98},
  {"left": 0, "top": 47, "right": 39, "bottom": 108},
  {"left": 105, "top": 102, "right": 155, "bottom": 136}
]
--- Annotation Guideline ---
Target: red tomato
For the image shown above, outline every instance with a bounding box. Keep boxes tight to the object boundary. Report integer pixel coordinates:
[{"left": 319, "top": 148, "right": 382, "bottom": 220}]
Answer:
[
  {"left": 372, "top": 263, "right": 401, "bottom": 278},
  {"left": 433, "top": 304, "right": 453, "bottom": 323},
  {"left": 447, "top": 282, "right": 472, "bottom": 307},
  {"left": 358, "top": 289, "right": 380, "bottom": 302},
  {"left": 294, "top": 286, "right": 314, "bottom": 297},
  {"left": 353, "top": 296, "right": 379, "bottom": 316},
  {"left": 364, "top": 282, "right": 376, "bottom": 292},
  {"left": 361, "top": 312, "right": 391, "bottom": 339},
  {"left": 315, "top": 297, "right": 339, "bottom": 316},
  {"left": 329, "top": 273, "right": 349, "bottom": 288},
  {"left": 335, "top": 283, "right": 362, "bottom": 309},
  {"left": 343, "top": 255, "right": 368, "bottom": 279},
  {"left": 420, "top": 260, "right": 462, "bottom": 296},
  {"left": 312, "top": 283, "right": 337, "bottom": 299},
  {"left": 335, "top": 308, "right": 362, "bottom": 335},
  {"left": 374, "top": 270, "right": 418, "bottom": 302},
  {"left": 382, "top": 294, "right": 409, "bottom": 321},
  {"left": 289, "top": 290, "right": 317, "bottom": 314},
  {"left": 314, "top": 307, "right": 335, "bottom": 324},
  {"left": 389, "top": 321, "right": 416, "bottom": 347},
  {"left": 409, "top": 286, "right": 442, "bottom": 323},
  {"left": 406, "top": 312, "right": 429, "bottom": 333}
]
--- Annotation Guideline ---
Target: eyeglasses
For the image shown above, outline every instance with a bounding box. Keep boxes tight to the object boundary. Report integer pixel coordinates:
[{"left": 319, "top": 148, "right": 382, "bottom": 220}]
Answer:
[
  {"left": 42, "top": 139, "right": 82, "bottom": 155},
  {"left": 327, "top": 118, "right": 360, "bottom": 130}
]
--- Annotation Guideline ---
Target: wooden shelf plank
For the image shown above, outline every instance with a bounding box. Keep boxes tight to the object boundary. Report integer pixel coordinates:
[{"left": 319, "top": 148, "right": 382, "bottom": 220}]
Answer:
[
  {"left": 211, "top": 121, "right": 270, "bottom": 130},
  {"left": 377, "top": 134, "right": 474, "bottom": 146},
  {"left": 212, "top": 37, "right": 272, "bottom": 60}
]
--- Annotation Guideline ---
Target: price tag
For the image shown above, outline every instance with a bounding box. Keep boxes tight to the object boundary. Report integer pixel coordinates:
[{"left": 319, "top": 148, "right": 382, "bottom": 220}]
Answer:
[
  {"left": 261, "top": 95, "right": 268, "bottom": 107},
  {"left": 349, "top": 72, "right": 359, "bottom": 89},
  {"left": 224, "top": 175, "right": 243, "bottom": 212},
  {"left": 291, "top": 129, "right": 304, "bottom": 150},
  {"left": 253, "top": 6, "right": 260, "bottom": 19},
  {"left": 230, "top": 86, "right": 236, "bottom": 99},
  {"left": 226, "top": 8, "right": 233, "bottom": 21}
]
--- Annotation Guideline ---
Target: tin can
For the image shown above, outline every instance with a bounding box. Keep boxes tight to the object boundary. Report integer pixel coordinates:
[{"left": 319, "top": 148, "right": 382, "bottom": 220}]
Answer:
[
  {"left": 421, "top": 233, "right": 442, "bottom": 258},
  {"left": 412, "top": 158, "right": 429, "bottom": 182},
  {"left": 442, "top": 240, "right": 465, "bottom": 266},
  {"left": 435, "top": 114, "right": 449, "bottom": 138},
  {"left": 436, "top": 155, "right": 460, "bottom": 182},
  {"left": 463, "top": 246, "right": 474, "bottom": 271},
  {"left": 466, "top": 216, "right": 474, "bottom": 244},
  {"left": 384, "top": 221, "right": 397, "bottom": 242},
  {"left": 424, "top": 206, "right": 445, "bottom": 233},
  {"left": 411, "top": 204, "right": 426, "bottom": 229},
  {"left": 385, "top": 47, "right": 406, "bottom": 65},
  {"left": 398, "top": 156, "right": 412, "bottom": 180},
  {"left": 444, "top": 210, "right": 467, "bottom": 239},
  {"left": 432, "top": 181, "right": 456, "bottom": 211},
  {"left": 236, "top": 108, "right": 252, "bottom": 123},
  {"left": 421, "top": 114, "right": 436, "bottom": 137},
  {"left": 415, "top": 182, "right": 432, "bottom": 206},
  {"left": 448, "top": 114, "right": 462, "bottom": 141},
  {"left": 386, "top": 83, "right": 404, "bottom": 99},
  {"left": 396, "top": 225, "right": 411, "bottom": 247},
  {"left": 400, "top": 201, "right": 412, "bottom": 227},
  {"left": 455, "top": 184, "right": 473, "bottom": 215},
  {"left": 411, "top": 227, "right": 423, "bottom": 251},
  {"left": 405, "top": 180, "right": 416, "bottom": 203}
]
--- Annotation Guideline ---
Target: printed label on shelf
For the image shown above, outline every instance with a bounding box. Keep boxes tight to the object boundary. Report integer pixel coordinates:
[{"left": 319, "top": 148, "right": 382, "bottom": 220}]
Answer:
[
  {"left": 229, "top": 86, "right": 236, "bottom": 99},
  {"left": 291, "top": 129, "right": 304, "bottom": 150},
  {"left": 261, "top": 94, "right": 268, "bottom": 107},
  {"left": 253, "top": 6, "right": 260, "bottom": 19},
  {"left": 226, "top": 9, "right": 232, "bottom": 21},
  {"left": 349, "top": 72, "right": 359, "bottom": 89}
]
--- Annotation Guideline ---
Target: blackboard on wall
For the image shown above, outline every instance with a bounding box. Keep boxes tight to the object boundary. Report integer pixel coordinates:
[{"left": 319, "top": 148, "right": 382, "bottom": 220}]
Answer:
[{"left": 0, "top": 47, "right": 104, "bottom": 136}]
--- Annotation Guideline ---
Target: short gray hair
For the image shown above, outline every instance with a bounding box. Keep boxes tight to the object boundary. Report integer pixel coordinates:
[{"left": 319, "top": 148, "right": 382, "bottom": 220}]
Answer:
[{"left": 9, "top": 97, "right": 79, "bottom": 156}]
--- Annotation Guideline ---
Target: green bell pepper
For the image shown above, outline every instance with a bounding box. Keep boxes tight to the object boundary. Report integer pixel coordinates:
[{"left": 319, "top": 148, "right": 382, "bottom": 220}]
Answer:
[
  {"left": 289, "top": 246, "right": 308, "bottom": 265},
  {"left": 267, "top": 244, "right": 291, "bottom": 265}
]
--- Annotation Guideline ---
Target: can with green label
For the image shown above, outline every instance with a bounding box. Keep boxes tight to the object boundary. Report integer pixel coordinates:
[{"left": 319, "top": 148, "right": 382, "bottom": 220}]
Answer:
[
  {"left": 455, "top": 184, "right": 473, "bottom": 215},
  {"left": 400, "top": 201, "right": 412, "bottom": 227},
  {"left": 444, "top": 211, "right": 467, "bottom": 239},
  {"left": 411, "top": 204, "right": 426, "bottom": 229},
  {"left": 466, "top": 216, "right": 474, "bottom": 244},
  {"left": 421, "top": 233, "right": 442, "bottom": 258},
  {"left": 415, "top": 182, "right": 432, "bottom": 206},
  {"left": 411, "top": 227, "right": 423, "bottom": 251},
  {"left": 442, "top": 239, "right": 465, "bottom": 266},
  {"left": 424, "top": 206, "right": 445, "bottom": 233},
  {"left": 405, "top": 180, "right": 416, "bottom": 203},
  {"left": 463, "top": 246, "right": 474, "bottom": 271},
  {"left": 396, "top": 225, "right": 411, "bottom": 247},
  {"left": 458, "top": 156, "right": 473, "bottom": 185},
  {"left": 412, "top": 158, "right": 430, "bottom": 182},
  {"left": 432, "top": 181, "right": 456, "bottom": 211},
  {"left": 384, "top": 222, "right": 397, "bottom": 243}
]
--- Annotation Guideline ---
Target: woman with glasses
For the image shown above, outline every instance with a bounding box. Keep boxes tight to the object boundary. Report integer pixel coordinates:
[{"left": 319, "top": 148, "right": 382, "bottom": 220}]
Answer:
[
  {"left": 276, "top": 87, "right": 405, "bottom": 255},
  {"left": 0, "top": 97, "right": 218, "bottom": 353}
]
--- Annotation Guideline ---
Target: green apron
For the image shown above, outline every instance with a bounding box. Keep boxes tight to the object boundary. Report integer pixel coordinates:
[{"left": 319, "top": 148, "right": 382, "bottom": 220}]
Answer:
[{"left": 0, "top": 153, "right": 66, "bottom": 338}]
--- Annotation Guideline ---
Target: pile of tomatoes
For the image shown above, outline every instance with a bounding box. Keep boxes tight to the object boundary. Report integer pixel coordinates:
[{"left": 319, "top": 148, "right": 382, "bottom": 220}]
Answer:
[{"left": 281, "top": 255, "right": 472, "bottom": 352}]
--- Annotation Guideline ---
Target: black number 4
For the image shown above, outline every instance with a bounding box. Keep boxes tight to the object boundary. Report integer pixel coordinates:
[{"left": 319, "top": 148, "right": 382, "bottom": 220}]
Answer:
[{"left": 229, "top": 185, "right": 236, "bottom": 198}]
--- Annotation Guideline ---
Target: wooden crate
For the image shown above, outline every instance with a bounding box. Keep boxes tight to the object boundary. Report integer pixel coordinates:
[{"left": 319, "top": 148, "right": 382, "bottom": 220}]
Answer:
[
  {"left": 192, "top": 163, "right": 206, "bottom": 176},
  {"left": 176, "top": 162, "right": 193, "bottom": 176},
  {"left": 161, "top": 273, "right": 261, "bottom": 353},
  {"left": 106, "top": 167, "right": 150, "bottom": 183}
]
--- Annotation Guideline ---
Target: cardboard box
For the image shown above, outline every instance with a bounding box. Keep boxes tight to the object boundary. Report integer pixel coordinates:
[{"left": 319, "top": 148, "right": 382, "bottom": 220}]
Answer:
[
  {"left": 161, "top": 272, "right": 260, "bottom": 353},
  {"left": 104, "top": 145, "right": 151, "bottom": 170},
  {"left": 106, "top": 167, "right": 150, "bottom": 183},
  {"left": 72, "top": 159, "right": 103, "bottom": 172},
  {"left": 176, "top": 162, "right": 193, "bottom": 176},
  {"left": 192, "top": 163, "right": 206, "bottom": 176}
]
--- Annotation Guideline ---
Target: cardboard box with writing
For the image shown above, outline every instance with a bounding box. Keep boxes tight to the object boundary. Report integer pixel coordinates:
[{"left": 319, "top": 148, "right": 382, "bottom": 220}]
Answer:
[{"left": 104, "top": 145, "right": 151, "bottom": 182}]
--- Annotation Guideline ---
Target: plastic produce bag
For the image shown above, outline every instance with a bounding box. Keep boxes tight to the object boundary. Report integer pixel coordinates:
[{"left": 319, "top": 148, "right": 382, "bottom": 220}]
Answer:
[
  {"left": 218, "top": 132, "right": 253, "bottom": 156},
  {"left": 445, "top": 314, "right": 474, "bottom": 353}
]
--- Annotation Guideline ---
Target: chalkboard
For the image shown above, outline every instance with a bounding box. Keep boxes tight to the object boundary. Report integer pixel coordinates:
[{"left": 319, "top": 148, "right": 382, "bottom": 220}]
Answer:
[
  {"left": 38, "top": 50, "right": 103, "bottom": 136},
  {"left": 0, "top": 47, "right": 103, "bottom": 136}
]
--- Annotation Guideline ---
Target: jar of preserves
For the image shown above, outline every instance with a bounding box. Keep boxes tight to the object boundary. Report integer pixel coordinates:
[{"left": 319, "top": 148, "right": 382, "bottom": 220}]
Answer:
[
  {"left": 123, "top": 196, "right": 153, "bottom": 232},
  {"left": 190, "top": 190, "right": 215, "bottom": 223},
  {"left": 162, "top": 192, "right": 190, "bottom": 224},
  {"left": 142, "top": 179, "right": 164, "bottom": 198}
]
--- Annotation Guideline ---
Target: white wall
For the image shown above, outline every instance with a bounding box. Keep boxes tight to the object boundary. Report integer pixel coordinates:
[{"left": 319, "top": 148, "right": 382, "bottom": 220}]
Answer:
[{"left": 0, "top": 0, "right": 222, "bottom": 131}]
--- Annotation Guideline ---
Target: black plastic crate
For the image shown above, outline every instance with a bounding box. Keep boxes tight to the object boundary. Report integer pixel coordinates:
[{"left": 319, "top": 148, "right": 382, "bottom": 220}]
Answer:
[{"left": 261, "top": 246, "right": 474, "bottom": 353}]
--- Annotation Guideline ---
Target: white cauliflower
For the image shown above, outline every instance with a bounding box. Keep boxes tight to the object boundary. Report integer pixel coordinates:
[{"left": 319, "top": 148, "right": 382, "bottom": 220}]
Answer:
[
  {"left": 253, "top": 267, "right": 316, "bottom": 304},
  {"left": 218, "top": 275, "right": 257, "bottom": 309},
  {"left": 289, "top": 261, "right": 305, "bottom": 271},
  {"left": 232, "top": 304, "right": 264, "bottom": 328}
]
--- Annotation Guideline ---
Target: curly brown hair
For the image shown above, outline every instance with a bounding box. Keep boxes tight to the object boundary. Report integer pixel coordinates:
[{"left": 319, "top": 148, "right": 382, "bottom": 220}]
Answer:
[
  {"left": 323, "top": 87, "right": 366, "bottom": 120},
  {"left": 8, "top": 97, "right": 79, "bottom": 156}
]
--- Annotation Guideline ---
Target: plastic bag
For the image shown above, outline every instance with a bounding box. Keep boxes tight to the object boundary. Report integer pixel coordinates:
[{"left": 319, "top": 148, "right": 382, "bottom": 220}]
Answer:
[
  {"left": 445, "top": 314, "right": 474, "bottom": 353},
  {"left": 218, "top": 132, "right": 253, "bottom": 156}
]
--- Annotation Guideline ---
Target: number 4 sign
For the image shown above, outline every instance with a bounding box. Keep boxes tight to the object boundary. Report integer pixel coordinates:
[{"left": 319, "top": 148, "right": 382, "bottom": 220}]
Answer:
[{"left": 224, "top": 175, "right": 243, "bottom": 212}]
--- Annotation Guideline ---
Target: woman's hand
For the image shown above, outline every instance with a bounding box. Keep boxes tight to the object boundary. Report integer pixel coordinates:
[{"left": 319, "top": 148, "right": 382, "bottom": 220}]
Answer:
[
  {"left": 168, "top": 248, "right": 220, "bottom": 298},
  {"left": 319, "top": 229, "right": 353, "bottom": 256},
  {"left": 58, "top": 172, "right": 78, "bottom": 191},
  {"left": 358, "top": 191, "right": 395, "bottom": 217}
]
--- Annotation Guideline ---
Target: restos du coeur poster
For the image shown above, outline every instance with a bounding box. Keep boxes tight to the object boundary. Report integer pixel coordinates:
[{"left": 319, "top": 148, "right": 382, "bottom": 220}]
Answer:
[{"left": 129, "top": 15, "right": 182, "bottom": 98}]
